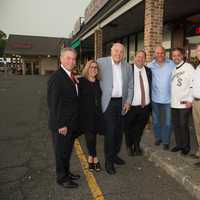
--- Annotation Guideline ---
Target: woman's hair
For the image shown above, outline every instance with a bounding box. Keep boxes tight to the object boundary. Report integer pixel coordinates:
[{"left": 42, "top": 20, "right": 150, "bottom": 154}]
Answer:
[{"left": 82, "top": 60, "right": 101, "bottom": 80}]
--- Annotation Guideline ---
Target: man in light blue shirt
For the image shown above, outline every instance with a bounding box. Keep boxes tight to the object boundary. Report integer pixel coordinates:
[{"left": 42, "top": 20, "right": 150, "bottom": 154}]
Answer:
[{"left": 148, "top": 46, "right": 175, "bottom": 150}]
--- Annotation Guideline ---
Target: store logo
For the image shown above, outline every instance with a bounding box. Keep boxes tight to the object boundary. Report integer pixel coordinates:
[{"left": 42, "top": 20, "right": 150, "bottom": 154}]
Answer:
[{"left": 195, "top": 27, "right": 200, "bottom": 34}]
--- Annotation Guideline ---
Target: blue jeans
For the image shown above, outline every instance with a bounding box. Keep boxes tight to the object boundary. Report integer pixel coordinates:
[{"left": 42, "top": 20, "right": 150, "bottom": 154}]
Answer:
[{"left": 152, "top": 102, "right": 172, "bottom": 145}]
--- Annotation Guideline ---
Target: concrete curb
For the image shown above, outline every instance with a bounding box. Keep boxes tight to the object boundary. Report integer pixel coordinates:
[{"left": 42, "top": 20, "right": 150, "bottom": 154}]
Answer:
[{"left": 142, "top": 143, "right": 200, "bottom": 200}]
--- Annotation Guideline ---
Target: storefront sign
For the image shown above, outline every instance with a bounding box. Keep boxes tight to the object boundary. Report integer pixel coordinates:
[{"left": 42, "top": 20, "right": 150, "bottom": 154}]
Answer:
[
  {"left": 84, "top": 0, "right": 109, "bottom": 23},
  {"left": 11, "top": 43, "right": 32, "bottom": 49}
]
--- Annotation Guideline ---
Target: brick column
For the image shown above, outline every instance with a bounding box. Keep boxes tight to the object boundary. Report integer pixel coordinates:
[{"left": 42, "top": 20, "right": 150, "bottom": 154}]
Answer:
[
  {"left": 94, "top": 28, "right": 103, "bottom": 60},
  {"left": 144, "top": 0, "right": 165, "bottom": 62}
]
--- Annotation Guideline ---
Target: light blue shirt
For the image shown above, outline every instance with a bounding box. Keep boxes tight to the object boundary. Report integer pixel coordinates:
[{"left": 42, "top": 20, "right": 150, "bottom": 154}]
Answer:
[{"left": 148, "top": 59, "right": 175, "bottom": 104}]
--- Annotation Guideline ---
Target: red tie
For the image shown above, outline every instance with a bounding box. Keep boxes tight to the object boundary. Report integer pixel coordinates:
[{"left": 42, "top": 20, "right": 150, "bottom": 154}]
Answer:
[
  {"left": 70, "top": 73, "right": 75, "bottom": 84},
  {"left": 139, "top": 71, "right": 146, "bottom": 108}
]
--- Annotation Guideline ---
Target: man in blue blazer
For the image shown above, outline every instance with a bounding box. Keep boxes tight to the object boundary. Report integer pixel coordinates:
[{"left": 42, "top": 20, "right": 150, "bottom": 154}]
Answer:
[{"left": 97, "top": 43, "right": 134, "bottom": 175}]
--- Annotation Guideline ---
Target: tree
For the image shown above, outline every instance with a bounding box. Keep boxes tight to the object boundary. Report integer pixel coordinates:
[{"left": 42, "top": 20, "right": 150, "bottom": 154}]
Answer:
[{"left": 0, "top": 30, "right": 7, "bottom": 57}]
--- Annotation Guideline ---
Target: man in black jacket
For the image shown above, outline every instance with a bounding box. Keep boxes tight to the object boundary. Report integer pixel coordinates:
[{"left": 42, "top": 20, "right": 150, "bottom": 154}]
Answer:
[
  {"left": 124, "top": 50, "right": 152, "bottom": 156},
  {"left": 47, "top": 48, "right": 80, "bottom": 188}
]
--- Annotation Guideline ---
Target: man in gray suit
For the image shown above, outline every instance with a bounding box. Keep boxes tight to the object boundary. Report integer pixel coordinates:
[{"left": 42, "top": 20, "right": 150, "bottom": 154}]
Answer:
[{"left": 97, "top": 43, "right": 134, "bottom": 175}]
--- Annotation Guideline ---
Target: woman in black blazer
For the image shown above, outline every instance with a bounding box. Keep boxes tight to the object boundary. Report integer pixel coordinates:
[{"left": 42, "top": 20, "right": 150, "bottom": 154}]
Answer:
[{"left": 78, "top": 60, "right": 103, "bottom": 172}]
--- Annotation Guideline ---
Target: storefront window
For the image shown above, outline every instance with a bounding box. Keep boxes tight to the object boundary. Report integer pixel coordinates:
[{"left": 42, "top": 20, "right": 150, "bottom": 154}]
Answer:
[
  {"left": 105, "top": 42, "right": 113, "bottom": 56},
  {"left": 186, "top": 35, "right": 200, "bottom": 45},
  {"left": 185, "top": 17, "right": 200, "bottom": 66},
  {"left": 122, "top": 37, "right": 128, "bottom": 62},
  {"left": 129, "top": 35, "right": 136, "bottom": 63},
  {"left": 137, "top": 32, "right": 144, "bottom": 51},
  {"left": 163, "top": 25, "right": 172, "bottom": 50}
]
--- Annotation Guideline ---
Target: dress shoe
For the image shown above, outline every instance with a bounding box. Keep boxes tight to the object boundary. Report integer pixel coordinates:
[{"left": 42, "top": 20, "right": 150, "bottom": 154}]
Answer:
[
  {"left": 163, "top": 144, "right": 169, "bottom": 151},
  {"left": 181, "top": 147, "right": 190, "bottom": 155},
  {"left": 94, "top": 162, "right": 101, "bottom": 172},
  {"left": 194, "top": 161, "right": 200, "bottom": 167},
  {"left": 127, "top": 147, "right": 134, "bottom": 156},
  {"left": 171, "top": 146, "right": 181, "bottom": 152},
  {"left": 155, "top": 140, "right": 162, "bottom": 146},
  {"left": 134, "top": 147, "right": 143, "bottom": 156},
  {"left": 68, "top": 172, "right": 80, "bottom": 181},
  {"left": 190, "top": 154, "right": 200, "bottom": 159},
  {"left": 57, "top": 179, "right": 79, "bottom": 189},
  {"left": 88, "top": 162, "right": 94, "bottom": 171},
  {"left": 105, "top": 162, "right": 116, "bottom": 175},
  {"left": 113, "top": 156, "right": 125, "bottom": 165}
]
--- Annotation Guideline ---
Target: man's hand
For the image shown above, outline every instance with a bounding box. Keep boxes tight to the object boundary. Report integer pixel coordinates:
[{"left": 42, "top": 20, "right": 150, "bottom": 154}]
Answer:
[
  {"left": 185, "top": 101, "right": 192, "bottom": 109},
  {"left": 123, "top": 102, "right": 130, "bottom": 114},
  {"left": 58, "top": 127, "right": 68, "bottom": 136}
]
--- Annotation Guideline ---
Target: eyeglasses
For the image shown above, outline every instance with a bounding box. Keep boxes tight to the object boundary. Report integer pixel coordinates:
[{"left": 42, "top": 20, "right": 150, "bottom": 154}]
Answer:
[{"left": 90, "top": 65, "right": 98, "bottom": 69}]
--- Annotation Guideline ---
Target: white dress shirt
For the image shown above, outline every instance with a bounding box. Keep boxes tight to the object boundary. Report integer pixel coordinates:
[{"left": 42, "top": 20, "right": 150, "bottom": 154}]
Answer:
[
  {"left": 61, "top": 65, "right": 78, "bottom": 95},
  {"left": 111, "top": 58, "right": 123, "bottom": 97},
  {"left": 193, "top": 64, "right": 200, "bottom": 99},
  {"left": 132, "top": 64, "right": 150, "bottom": 106}
]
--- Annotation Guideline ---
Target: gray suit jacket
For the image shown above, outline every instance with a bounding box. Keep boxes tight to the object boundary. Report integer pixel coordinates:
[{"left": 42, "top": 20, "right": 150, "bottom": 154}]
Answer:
[{"left": 97, "top": 57, "right": 134, "bottom": 115}]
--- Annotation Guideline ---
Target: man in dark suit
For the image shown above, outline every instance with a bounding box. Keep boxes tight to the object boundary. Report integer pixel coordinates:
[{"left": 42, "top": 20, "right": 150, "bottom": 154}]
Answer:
[
  {"left": 124, "top": 50, "right": 152, "bottom": 156},
  {"left": 47, "top": 48, "right": 80, "bottom": 188}
]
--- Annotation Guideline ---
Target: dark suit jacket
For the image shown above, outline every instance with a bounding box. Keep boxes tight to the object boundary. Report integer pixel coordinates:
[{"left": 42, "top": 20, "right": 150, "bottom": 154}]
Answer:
[
  {"left": 47, "top": 67, "right": 79, "bottom": 132},
  {"left": 132, "top": 64, "right": 152, "bottom": 101}
]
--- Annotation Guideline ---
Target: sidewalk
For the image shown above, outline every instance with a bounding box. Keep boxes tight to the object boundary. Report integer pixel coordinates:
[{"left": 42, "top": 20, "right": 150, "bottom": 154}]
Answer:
[{"left": 142, "top": 130, "right": 200, "bottom": 200}]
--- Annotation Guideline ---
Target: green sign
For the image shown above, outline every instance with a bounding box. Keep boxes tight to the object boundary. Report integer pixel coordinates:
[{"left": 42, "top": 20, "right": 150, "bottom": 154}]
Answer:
[{"left": 70, "top": 38, "right": 80, "bottom": 48}]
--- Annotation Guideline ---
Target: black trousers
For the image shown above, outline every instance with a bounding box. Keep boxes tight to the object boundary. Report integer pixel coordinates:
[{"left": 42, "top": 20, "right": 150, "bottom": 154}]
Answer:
[
  {"left": 51, "top": 131, "right": 75, "bottom": 182},
  {"left": 103, "top": 98, "right": 123, "bottom": 163},
  {"left": 84, "top": 132, "right": 97, "bottom": 157},
  {"left": 124, "top": 105, "right": 151, "bottom": 150},
  {"left": 172, "top": 108, "right": 191, "bottom": 149}
]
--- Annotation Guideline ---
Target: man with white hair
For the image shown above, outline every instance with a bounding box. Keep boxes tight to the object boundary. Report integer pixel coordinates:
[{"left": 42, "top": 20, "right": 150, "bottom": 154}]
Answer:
[{"left": 97, "top": 43, "right": 134, "bottom": 175}]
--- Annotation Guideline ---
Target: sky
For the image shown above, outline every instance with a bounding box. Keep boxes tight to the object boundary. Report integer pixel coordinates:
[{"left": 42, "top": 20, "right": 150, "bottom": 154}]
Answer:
[{"left": 0, "top": 0, "right": 91, "bottom": 38}]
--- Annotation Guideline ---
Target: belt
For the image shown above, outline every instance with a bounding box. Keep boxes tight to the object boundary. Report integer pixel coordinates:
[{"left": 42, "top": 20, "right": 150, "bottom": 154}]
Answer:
[
  {"left": 194, "top": 98, "right": 200, "bottom": 101},
  {"left": 111, "top": 97, "right": 122, "bottom": 101}
]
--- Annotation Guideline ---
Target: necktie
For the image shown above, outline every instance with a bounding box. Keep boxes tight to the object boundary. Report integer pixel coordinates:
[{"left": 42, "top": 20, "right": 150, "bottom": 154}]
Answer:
[
  {"left": 139, "top": 71, "right": 146, "bottom": 108},
  {"left": 70, "top": 73, "right": 75, "bottom": 84}
]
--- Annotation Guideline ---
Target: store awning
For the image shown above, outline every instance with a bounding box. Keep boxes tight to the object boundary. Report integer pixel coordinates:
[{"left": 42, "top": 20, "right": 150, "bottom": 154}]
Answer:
[{"left": 70, "top": 38, "right": 81, "bottom": 48}]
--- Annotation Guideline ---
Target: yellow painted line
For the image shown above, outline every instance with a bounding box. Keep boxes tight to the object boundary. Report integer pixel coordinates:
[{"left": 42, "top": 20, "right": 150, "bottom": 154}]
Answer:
[{"left": 74, "top": 139, "right": 105, "bottom": 200}]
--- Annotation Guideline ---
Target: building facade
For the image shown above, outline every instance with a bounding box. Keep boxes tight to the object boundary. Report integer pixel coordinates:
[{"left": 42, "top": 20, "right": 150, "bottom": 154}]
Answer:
[
  {"left": 71, "top": 0, "right": 200, "bottom": 66},
  {"left": 5, "top": 35, "right": 70, "bottom": 75}
]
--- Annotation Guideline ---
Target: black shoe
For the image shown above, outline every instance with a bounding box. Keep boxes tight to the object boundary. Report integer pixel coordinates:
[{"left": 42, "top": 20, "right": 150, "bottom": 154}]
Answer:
[
  {"left": 194, "top": 161, "right": 200, "bottom": 167},
  {"left": 171, "top": 146, "right": 181, "bottom": 152},
  {"left": 105, "top": 162, "right": 116, "bottom": 175},
  {"left": 57, "top": 179, "right": 79, "bottom": 189},
  {"left": 127, "top": 147, "right": 134, "bottom": 156},
  {"left": 113, "top": 156, "right": 125, "bottom": 165},
  {"left": 68, "top": 172, "right": 80, "bottom": 181},
  {"left": 163, "top": 144, "right": 169, "bottom": 151},
  {"left": 181, "top": 147, "right": 190, "bottom": 155},
  {"left": 190, "top": 154, "right": 199, "bottom": 159},
  {"left": 155, "top": 140, "right": 162, "bottom": 146},
  {"left": 134, "top": 147, "right": 143, "bottom": 156},
  {"left": 94, "top": 162, "right": 101, "bottom": 172},
  {"left": 88, "top": 162, "right": 94, "bottom": 171},
  {"left": 134, "top": 150, "right": 143, "bottom": 156}
]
